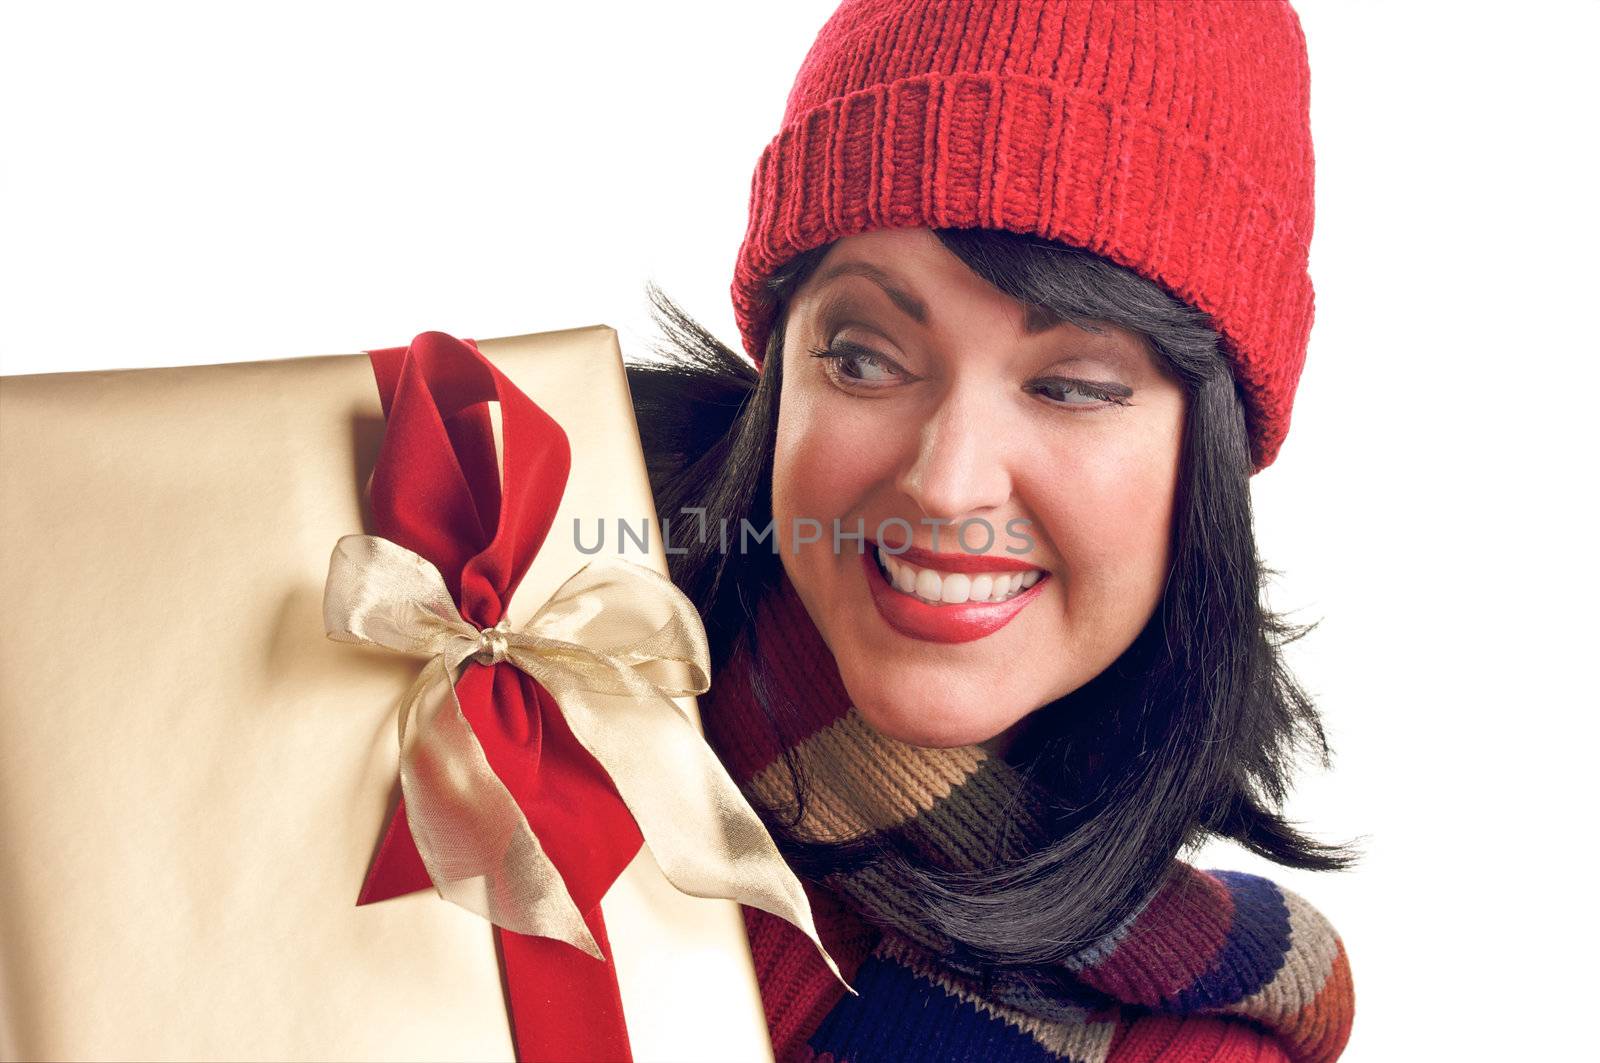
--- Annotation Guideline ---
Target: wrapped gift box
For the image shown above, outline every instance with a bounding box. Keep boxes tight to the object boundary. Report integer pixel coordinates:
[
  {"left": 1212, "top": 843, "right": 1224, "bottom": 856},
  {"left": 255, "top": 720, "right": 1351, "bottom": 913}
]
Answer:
[{"left": 0, "top": 326, "right": 776, "bottom": 1062}]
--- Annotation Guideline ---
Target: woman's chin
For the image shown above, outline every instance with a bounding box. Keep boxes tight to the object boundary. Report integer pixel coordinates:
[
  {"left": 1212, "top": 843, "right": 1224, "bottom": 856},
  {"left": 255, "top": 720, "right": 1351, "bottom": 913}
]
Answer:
[{"left": 849, "top": 695, "right": 1015, "bottom": 750}]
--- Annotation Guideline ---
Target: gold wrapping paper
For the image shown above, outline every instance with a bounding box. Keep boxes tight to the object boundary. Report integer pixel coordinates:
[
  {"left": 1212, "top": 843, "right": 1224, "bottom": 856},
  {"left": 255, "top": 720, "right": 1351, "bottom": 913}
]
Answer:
[{"left": 0, "top": 326, "right": 776, "bottom": 1062}]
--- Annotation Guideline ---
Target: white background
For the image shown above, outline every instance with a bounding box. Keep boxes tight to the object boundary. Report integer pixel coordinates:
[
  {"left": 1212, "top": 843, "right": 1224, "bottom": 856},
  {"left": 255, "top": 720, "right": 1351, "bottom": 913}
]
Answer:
[{"left": 3, "top": 2, "right": 1595, "bottom": 1057}]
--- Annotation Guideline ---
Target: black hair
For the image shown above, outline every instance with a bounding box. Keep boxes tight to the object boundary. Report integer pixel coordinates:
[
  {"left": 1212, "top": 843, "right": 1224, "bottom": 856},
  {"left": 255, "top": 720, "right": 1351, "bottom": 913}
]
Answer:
[{"left": 625, "top": 227, "right": 1360, "bottom": 1010}]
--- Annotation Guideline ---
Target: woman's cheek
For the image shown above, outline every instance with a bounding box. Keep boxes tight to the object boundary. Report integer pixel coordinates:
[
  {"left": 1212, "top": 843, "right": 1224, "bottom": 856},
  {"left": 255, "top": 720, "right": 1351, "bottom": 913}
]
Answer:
[
  {"left": 775, "top": 380, "right": 884, "bottom": 530},
  {"left": 1031, "top": 433, "right": 1179, "bottom": 622},
  {"left": 774, "top": 408, "right": 843, "bottom": 558}
]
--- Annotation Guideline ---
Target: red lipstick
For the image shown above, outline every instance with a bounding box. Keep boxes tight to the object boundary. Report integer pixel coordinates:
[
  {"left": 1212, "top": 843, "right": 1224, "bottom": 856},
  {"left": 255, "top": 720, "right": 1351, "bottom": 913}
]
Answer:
[
  {"left": 875, "top": 538, "right": 1042, "bottom": 574},
  {"left": 861, "top": 545, "right": 1049, "bottom": 645}
]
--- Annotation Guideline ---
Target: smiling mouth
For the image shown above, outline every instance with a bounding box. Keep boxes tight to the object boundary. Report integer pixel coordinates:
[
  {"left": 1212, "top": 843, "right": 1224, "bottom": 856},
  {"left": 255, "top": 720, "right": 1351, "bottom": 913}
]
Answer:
[
  {"left": 860, "top": 541, "right": 1050, "bottom": 644},
  {"left": 869, "top": 542, "right": 1046, "bottom": 607}
]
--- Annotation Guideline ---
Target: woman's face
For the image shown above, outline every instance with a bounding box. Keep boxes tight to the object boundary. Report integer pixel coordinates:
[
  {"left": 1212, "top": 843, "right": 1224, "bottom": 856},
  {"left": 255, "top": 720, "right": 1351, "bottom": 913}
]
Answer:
[{"left": 771, "top": 227, "right": 1187, "bottom": 750}]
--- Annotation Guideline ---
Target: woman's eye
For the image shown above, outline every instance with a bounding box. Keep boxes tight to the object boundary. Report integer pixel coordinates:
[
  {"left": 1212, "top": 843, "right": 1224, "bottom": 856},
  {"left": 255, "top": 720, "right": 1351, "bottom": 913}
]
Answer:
[
  {"left": 807, "top": 341, "right": 903, "bottom": 386},
  {"left": 1030, "top": 377, "right": 1133, "bottom": 408}
]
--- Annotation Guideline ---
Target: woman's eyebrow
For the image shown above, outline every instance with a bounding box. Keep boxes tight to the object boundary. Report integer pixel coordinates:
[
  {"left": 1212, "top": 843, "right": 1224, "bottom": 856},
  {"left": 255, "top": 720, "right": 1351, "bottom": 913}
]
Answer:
[
  {"left": 813, "top": 259, "right": 1074, "bottom": 336},
  {"left": 811, "top": 261, "right": 928, "bottom": 325}
]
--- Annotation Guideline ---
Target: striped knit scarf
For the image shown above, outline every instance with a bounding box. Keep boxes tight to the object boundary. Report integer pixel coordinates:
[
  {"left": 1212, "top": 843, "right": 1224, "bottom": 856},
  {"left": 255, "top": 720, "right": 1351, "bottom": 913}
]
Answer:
[{"left": 698, "top": 568, "right": 1354, "bottom": 1063}]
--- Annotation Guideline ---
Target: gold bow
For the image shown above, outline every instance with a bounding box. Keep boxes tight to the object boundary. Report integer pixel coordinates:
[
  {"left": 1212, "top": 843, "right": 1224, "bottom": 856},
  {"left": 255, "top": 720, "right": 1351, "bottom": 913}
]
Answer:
[{"left": 322, "top": 533, "right": 840, "bottom": 983}]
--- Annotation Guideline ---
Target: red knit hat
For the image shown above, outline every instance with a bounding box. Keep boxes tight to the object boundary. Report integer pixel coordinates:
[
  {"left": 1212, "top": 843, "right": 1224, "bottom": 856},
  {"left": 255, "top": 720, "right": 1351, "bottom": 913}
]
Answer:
[{"left": 731, "top": 0, "right": 1316, "bottom": 473}]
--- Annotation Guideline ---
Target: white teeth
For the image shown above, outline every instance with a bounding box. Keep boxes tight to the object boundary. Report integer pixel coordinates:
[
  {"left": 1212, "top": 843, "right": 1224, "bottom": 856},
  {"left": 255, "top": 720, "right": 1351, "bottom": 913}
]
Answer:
[
  {"left": 876, "top": 548, "right": 1044, "bottom": 606},
  {"left": 940, "top": 573, "right": 971, "bottom": 604}
]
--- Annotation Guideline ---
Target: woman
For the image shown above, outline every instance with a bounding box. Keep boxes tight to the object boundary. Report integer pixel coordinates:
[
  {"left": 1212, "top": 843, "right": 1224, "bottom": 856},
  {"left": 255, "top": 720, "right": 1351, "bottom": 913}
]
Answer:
[{"left": 629, "top": 2, "right": 1357, "bottom": 1060}]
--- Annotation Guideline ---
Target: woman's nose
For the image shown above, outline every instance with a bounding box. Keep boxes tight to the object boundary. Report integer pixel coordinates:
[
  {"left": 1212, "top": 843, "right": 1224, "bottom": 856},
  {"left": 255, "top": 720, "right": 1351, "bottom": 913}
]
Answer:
[{"left": 894, "top": 390, "right": 1013, "bottom": 526}]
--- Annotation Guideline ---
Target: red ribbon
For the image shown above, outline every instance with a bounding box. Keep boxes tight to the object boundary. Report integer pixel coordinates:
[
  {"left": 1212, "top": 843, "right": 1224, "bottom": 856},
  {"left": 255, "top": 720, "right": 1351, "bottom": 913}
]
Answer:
[{"left": 356, "top": 330, "right": 643, "bottom": 1061}]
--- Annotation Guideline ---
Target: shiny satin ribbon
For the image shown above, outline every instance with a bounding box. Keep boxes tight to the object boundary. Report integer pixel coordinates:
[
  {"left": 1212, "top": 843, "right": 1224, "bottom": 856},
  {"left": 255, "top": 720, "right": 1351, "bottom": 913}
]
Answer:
[{"left": 323, "top": 532, "right": 841, "bottom": 981}]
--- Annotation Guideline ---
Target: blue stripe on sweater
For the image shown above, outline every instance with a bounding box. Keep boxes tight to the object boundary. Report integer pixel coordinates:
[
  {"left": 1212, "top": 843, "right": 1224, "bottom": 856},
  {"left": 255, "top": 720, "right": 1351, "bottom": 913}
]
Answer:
[
  {"left": 808, "top": 953, "right": 1084, "bottom": 1063},
  {"left": 1172, "top": 870, "right": 1293, "bottom": 1011}
]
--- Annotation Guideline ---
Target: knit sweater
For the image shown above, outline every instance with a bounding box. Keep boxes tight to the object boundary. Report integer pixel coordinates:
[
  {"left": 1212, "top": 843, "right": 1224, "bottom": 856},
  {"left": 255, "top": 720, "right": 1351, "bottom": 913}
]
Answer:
[{"left": 699, "top": 570, "right": 1354, "bottom": 1063}]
